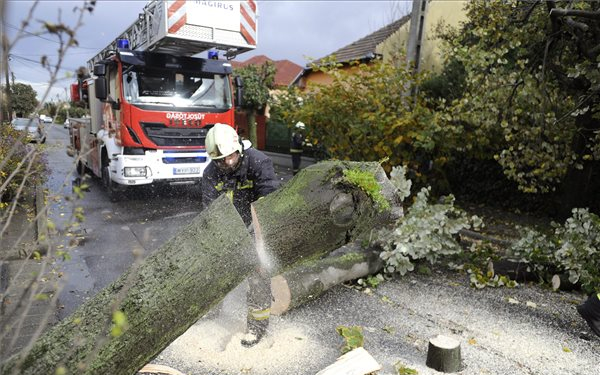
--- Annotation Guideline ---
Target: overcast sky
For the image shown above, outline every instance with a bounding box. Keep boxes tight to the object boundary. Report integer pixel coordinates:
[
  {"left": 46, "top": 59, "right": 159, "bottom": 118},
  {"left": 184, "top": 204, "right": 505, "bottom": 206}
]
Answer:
[{"left": 4, "top": 0, "right": 410, "bottom": 102}]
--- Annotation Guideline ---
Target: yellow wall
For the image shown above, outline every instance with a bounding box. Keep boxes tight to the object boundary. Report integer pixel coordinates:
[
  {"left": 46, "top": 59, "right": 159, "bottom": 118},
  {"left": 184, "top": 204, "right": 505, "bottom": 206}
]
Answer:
[
  {"left": 299, "top": 65, "right": 365, "bottom": 90},
  {"left": 378, "top": 0, "right": 468, "bottom": 72},
  {"left": 300, "top": 0, "right": 468, "bottom": 88}
]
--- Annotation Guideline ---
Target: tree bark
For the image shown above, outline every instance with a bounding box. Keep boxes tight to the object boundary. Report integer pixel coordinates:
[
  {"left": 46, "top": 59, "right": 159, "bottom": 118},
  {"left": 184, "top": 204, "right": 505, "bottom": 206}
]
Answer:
[
  {"left": 247, "top": 109, "right": 257, "bottom": 148},
  {"left": 270, "top": 244, "right": 384, "bottom": 315},
  {"left": 252, "top": 161, "right": 400, "bottom": 270},
  {"left": 1, "top": 161, "right": 398, "bottom": 375},
  {"left": 558, "top": 111, "right": 600, "bottom": 217}
]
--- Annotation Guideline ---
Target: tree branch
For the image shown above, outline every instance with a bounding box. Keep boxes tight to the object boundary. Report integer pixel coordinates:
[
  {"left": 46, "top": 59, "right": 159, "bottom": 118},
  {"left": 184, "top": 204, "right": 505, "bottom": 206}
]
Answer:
[{"left": 550, "top": 8, "right": 600, "bottom": 21}]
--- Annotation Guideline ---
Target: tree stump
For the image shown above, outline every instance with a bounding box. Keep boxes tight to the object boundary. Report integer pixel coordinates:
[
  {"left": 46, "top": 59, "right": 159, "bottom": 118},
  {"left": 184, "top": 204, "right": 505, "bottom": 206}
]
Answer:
[
  {"left": 425, "top": 335, "right": 462, "bottom": 373},
  {"left": 1, "top": 161, "right": 399, "bottom": 375}
]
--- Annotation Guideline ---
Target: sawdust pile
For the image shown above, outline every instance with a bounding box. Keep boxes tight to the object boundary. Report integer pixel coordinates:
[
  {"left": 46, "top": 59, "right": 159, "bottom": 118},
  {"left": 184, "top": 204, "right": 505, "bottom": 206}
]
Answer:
[{"left": 156, "top": 318, "right": 333, "bottom": 374}]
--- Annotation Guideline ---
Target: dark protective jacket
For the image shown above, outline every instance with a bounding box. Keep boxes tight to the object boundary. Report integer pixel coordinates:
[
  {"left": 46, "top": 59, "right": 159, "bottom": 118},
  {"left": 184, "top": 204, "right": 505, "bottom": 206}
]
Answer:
[
  {"left": 201, "top": 147, "right": 281, "bottom": 225},
  {"left": 290, "top": 131, "right": 304, "bottom": 153}
]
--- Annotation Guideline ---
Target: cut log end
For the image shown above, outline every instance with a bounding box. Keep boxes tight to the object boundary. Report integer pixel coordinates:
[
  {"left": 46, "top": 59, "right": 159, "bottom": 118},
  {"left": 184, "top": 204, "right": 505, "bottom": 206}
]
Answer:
[
  {"left": 138, "top": 364, "right": 186, "bottom": 375},
  {"left": 270, "top": 275, "right": 292, "bottom": 315},
  {"left": 316, "top": 347, "right": 381, "bottom": 375},
  {"left": 426, "top": 335, "right": 462, "bottom": 373}
]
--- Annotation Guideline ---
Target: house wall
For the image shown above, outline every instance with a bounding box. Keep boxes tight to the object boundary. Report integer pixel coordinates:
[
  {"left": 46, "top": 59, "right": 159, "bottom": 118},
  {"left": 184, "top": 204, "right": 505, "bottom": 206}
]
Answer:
[
  {"left": 298, "top": 64, "right": 365, "bottom": 90},
  {"left": 377, "top": 0, "right": 468, "bottom": 72}
]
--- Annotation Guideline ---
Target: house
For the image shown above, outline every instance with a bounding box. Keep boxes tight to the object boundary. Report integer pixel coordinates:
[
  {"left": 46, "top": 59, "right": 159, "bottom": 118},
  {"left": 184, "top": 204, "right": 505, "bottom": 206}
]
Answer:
[
  {"left": 231, "top": 55, "right": 303, "bottom": 89},
  {"left": 231, "top": 55, "right": 303, "bottom": 151},
  {"left": 294, "top": 0, "right": 468, "bottom": 89}
]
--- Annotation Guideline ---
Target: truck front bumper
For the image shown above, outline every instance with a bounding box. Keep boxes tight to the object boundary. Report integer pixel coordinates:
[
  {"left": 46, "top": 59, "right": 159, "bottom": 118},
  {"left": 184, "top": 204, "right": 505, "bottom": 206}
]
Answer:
[{"left": 110, "top": 149, "right": 209, "bottom": 186}]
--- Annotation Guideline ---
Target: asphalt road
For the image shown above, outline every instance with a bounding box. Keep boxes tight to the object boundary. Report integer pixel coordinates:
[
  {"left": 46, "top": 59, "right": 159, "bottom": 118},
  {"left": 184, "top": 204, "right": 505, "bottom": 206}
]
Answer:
[
  {"left": 43, "top": 126, "right": 600, "bottom": 374},
  {"left": 43, "top": 126, "right": 293, "bottom": 320}
]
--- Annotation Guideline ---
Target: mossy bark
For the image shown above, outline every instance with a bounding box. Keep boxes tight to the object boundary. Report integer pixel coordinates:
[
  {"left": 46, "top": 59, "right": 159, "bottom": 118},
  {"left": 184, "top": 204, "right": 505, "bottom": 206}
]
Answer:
[
  {"left": 1, "top": 195, "right": 255, "bottom": 375},
  {"left": 253, "top": 160, "right": 400, "bottom": 270},
  {"left": 1, "top": 161, "right": 398, "bottom": 375},
  {"left": 271, "top": 245, "right": 384, "bottom": 315}
]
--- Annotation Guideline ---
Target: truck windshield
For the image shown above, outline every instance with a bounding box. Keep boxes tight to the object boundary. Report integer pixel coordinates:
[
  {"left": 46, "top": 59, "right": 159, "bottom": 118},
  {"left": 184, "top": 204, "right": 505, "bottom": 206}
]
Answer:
[{"left": 122, "top": 66, "right": 232, "bottom": 110}]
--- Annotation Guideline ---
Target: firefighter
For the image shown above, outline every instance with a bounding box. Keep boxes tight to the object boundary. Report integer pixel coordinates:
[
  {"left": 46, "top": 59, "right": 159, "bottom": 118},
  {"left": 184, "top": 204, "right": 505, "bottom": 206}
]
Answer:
[
  {"left": 577, "top": 292, "right": 600, "bottom": 338},
  {"left": 290, "top": 121, "right": 305, "bottom": 175},
  {"left": 202, "top": 123, "right": 281, "bottom": 347}
]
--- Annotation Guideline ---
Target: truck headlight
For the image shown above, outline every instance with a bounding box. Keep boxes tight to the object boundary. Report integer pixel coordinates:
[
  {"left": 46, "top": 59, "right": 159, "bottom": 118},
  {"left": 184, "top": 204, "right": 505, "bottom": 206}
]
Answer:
[{"left": 124, "top": 167, "right": 147, "bottom": 177}]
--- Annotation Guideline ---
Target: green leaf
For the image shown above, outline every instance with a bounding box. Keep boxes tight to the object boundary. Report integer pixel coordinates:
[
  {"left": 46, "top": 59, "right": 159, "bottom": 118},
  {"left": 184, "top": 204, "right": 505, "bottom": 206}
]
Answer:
[{"left": 336, "top": 325, "right": 364, "bottom": 354}]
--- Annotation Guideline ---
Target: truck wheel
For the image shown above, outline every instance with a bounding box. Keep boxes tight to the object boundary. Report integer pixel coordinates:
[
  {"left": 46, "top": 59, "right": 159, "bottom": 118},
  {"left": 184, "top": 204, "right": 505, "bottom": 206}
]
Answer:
[
  {"left": 77, "top": 160, "right": 86, "bottom": 176},
  {"left": 102, "top": 165, "right": 120, "bottom": 202}
]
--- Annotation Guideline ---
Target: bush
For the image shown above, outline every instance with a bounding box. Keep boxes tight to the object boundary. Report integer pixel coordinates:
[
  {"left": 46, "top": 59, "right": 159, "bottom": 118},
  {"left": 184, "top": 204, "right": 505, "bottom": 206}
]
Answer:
[
  {"left": 0, "top": 123, "right": 49, "bottom": 207},
  {"left": 509, "top": 208, "right": 600, "bottom": 294},
  {"left": 378, "top": 166, "right": 482, "bottom": 275}
]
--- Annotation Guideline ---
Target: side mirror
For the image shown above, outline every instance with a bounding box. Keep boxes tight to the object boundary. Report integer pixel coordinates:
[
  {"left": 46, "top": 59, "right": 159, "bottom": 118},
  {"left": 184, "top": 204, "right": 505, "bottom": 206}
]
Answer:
[
  {"left": 95, "top": 77, "right": 108, "bottom": 100},
  {"left": 94, "top": 63, "right": 106, "bottom": 76},
  {"left": 234, "top": 75, "right": 243, "bottom": 107}
]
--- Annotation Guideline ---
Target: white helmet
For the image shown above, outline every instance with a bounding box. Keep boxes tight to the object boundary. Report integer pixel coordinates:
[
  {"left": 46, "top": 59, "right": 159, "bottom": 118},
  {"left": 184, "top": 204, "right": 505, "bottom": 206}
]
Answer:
[
  {"left": 205, "top": 123, "right": 242, "bottom": 160},
  {"left": 295, "top": 121, "right": 306, "bottom": 130}
]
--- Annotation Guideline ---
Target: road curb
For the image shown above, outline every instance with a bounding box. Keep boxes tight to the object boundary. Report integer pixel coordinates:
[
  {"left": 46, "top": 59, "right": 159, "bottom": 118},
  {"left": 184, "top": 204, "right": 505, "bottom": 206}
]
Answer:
[{"left": 35, "top": 185, "right": 49, "bottom": 255}]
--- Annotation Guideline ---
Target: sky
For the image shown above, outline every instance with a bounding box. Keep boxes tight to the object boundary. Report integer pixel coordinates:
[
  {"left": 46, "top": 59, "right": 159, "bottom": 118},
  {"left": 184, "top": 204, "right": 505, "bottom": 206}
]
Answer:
[{"left": 3, "top": 0, "right": 410, "bottom": 102}]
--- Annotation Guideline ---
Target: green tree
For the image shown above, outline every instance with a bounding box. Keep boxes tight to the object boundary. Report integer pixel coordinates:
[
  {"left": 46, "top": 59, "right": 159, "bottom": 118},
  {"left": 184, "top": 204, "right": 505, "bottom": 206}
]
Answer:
[
  {"left": 437, "top": 0, "right": 600, "bottom": 213},
  {"left": 43, "top": 101, "right": 58, "bottom": 118},
  {"left": 10, "top": 82, "right": 38, "bottom": 118},
  {"left": 235, "top": 61, "right": 276, "bottom": 146},
  {"left": 273, "top": 57, "right": 446, "bottom": 185}
]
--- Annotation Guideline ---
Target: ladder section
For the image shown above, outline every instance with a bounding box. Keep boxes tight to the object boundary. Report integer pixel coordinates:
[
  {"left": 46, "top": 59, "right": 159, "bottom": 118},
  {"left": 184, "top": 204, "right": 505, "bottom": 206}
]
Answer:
[{"left": 87, "top": 0, "right": 257, "bottom": 70}]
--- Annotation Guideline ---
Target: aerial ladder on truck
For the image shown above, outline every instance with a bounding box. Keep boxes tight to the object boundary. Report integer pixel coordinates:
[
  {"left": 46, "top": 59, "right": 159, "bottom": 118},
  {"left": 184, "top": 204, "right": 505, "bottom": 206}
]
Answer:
[{"left": 68, "top": 0, "right": 257, "bottom": 200}]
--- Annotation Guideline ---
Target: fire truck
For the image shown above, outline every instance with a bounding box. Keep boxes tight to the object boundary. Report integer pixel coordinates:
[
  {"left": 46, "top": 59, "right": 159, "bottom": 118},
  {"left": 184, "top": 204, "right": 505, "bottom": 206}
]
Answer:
[{"left": 68, "top": 0, "right": 257, "bottom": 199}]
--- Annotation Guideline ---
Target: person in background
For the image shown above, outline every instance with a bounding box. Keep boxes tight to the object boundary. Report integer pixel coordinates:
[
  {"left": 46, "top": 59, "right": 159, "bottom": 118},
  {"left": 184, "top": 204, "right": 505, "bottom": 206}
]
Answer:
[
  {"left": 290, "top": 121, "right": 305, "bottom": 175},
  {"left": 578, "top": 292, "right": 600, "bottom": 338},
  {"left": 201, "top": 123, "right": 281, "bottom": 347}
]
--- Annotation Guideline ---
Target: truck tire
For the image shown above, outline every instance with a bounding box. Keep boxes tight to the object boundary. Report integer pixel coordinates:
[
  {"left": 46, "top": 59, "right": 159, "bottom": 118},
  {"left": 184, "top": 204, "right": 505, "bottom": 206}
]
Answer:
[
  {"left": 102, "top": 164, "right": 121, "bottom": 202},
  {"left": 77, "top": 160, "right": 86, "bottom": 176}
]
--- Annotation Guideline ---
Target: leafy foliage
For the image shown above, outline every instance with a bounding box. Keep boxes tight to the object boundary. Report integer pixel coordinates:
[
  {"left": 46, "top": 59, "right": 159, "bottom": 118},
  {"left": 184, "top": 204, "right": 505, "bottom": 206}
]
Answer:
[
  {"left": 394, "top": 362, "right": 419, "bottom": 375},
  {"left": 0, "top": 125, "right": 49, "bottom": 205},
  {"left": 55, "top": 105, "right": 88, "bottom": 124},
  {"left": 271, "top": 57, "right": 449, "bottom": 179},
  {"left": 378, "top": 166, "right": 482, "bottom": 275},
  {"left": 380, "top": 187, "right": 481, "bottom": 275},
  {"left": 336, "top": 325, "right": 364, "bottom": 354},
  {"left": 10, "top": 83, "right": 39, "bottom": 118},
  {"left": 436, "top": 1, "right": 600, "bottom": 196},
  {"left": 235, "top": 61, "right": 276, "bottom": 146},
  {"left": 509, "top": 208, "right": 600, "bottom": 294}
]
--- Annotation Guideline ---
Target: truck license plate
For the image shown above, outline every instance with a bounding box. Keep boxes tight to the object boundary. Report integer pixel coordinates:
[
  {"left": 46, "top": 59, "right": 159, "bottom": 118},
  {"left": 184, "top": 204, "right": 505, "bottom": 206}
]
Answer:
[{"left": 173, "top": 167, "right": 201, "bottom": 175}]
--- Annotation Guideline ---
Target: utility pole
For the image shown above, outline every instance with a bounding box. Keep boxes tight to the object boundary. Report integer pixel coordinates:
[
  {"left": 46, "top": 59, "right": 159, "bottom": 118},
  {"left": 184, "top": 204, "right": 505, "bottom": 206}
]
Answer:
[
  {"left": 406, "top": 0, "right": 428, "bottom": 75},
  {"left": 1, "top": 16, "right": 12, "bottom": 122},
  {"left": 405, "top": 0, "right": 428, "bottom": 101}
]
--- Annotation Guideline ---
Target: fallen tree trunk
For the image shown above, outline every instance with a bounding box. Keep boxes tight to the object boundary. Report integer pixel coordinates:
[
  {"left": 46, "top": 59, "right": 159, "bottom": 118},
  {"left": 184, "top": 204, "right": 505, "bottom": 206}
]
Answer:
[
  {"left": 253, "top": 161, "right": 400, "bottom": 269},
  {"left": 270, "top": 243, "right": 384, "bottom": 315},
  {"left": 1, "top": 161, "right": 398, "bottom": 375}
]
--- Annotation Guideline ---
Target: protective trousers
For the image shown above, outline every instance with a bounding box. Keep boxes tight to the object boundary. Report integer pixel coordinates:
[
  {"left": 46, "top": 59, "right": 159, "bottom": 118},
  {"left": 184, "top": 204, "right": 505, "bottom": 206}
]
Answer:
[
  {"left": 291, "top": 152, "right": 302, "bottom": 175},
  {"left": 242, "top": 270, "right": 272, "bottom": 347}
]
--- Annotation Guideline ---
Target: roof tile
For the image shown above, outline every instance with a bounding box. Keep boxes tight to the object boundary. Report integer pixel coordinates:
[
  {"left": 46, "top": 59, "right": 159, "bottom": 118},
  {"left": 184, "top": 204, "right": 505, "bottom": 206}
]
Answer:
[
  {"left": 315, "top": 15, "right": 410, "bottom": 64},
  {"left": 231, "top": 55, "right": 304, "bottom": 87}
]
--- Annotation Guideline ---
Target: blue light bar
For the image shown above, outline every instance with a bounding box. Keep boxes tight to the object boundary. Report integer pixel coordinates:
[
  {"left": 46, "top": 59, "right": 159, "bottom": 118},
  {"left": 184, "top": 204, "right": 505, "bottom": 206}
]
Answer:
[
  {"left": 117, "top": 39, "right": 130, "bottom": 49},
  {"left": 208, "top": 50, "right": 219, "bottom": 60}
]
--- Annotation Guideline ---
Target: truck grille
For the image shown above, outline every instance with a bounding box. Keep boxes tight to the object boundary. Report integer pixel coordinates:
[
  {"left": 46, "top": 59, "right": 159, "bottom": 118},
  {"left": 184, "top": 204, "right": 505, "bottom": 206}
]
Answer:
[{"left": 141, "top": 122, "right": 207, "bottom": 147}]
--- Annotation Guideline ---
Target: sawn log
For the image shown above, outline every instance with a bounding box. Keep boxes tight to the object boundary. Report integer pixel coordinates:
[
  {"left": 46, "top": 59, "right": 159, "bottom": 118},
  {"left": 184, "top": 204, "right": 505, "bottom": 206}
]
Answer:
[{"left": 1, "top": 161, "right": 399, "bottom": 375}]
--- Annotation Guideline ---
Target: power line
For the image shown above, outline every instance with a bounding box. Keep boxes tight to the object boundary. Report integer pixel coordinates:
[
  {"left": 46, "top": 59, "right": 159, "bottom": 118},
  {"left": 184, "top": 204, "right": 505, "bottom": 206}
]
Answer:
[
  {"left": 11, "top": 50, "right": 94, "bottom": 57},
  {"left": 3, "top": 22, "right": 98, "bottom": 50},
  {"left": 10, "top": 54, "right": 80, "bottom": 73}
]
